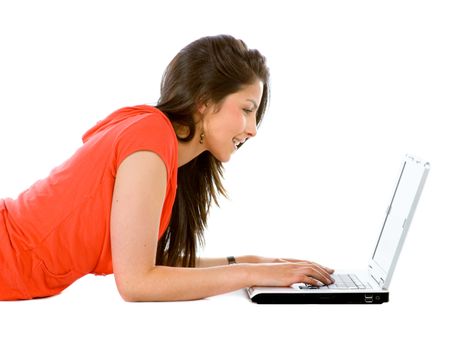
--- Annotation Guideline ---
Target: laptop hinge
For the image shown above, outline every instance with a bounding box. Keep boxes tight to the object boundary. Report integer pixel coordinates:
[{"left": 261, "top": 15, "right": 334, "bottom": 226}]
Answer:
[
  {"left": 370, "top": 273, "right": 384, "bottom": 287},
  {"left": 369, "top": 262, "right": 386, "bottom": 288}
]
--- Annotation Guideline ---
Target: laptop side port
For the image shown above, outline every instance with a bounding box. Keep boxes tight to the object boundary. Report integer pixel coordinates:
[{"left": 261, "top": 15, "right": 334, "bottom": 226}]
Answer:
[{"left": 364, "top": 294, "right": 374, "bottom": 303}]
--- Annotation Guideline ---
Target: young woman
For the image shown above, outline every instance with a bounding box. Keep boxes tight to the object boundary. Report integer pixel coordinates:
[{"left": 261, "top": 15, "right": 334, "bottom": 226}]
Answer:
[{"left": 0, "top": 35, "right": 334, "bottom": 301}]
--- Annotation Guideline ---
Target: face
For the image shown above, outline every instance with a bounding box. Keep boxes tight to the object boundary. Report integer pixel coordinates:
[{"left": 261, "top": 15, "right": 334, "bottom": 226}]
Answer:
[{"left": 200, "top": 79, "right": 264, "bottom": 162}]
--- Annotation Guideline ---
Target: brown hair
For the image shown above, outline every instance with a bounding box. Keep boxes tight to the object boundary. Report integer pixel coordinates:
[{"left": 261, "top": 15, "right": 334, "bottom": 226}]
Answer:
[{"left": 155, "top": 35, "right": 270, "bottom": 267}]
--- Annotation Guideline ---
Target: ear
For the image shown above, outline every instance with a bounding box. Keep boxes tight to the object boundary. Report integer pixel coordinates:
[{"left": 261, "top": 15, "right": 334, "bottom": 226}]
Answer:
[{"left": 197, "top": 102, "right": 208, "bottom": 115}]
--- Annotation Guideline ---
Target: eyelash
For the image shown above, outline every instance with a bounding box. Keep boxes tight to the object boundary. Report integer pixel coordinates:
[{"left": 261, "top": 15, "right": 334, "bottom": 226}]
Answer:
[{"left": 243, "top": 109, "right": 253, "bottom": 114}]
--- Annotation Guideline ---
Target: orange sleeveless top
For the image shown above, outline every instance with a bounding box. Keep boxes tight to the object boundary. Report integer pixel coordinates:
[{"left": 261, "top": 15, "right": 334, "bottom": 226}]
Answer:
[{"left": 0, "top": 105, "right": 178, "bottom": 300}]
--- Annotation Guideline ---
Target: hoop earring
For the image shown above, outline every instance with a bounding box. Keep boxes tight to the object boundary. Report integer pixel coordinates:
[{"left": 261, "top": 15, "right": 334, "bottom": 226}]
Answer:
[{"left": 199, "top": 132, "right": 205, "bottom": 144}]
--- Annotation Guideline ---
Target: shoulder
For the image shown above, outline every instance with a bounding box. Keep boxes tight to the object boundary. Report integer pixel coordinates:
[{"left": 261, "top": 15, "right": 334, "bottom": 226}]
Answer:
[
  {"left": 118, "top": 106, "right": 175, "bottom": 138},
  {"left": 113, "top": 106, "right": 178, "bottom": 178},
  {"left": 82, "top": 105, "right": 176, "bottom": 145}
]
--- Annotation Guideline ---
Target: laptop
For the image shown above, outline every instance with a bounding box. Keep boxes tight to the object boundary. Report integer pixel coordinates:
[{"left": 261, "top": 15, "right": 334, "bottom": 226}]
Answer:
[{"left": 247, "top": 154, "right": 430, "bottom": 304}]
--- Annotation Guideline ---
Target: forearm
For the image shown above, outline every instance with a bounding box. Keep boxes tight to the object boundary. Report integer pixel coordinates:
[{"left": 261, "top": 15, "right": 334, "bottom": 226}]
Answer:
[
  {"left": 195, "top": 255, "right": 260, "bottom": 268},
  {"left": 121, "top": 264, "right": 253, "bottom": 302}
]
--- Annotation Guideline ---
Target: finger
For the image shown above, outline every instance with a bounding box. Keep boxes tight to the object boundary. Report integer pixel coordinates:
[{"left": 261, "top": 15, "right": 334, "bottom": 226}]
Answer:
[
  {"left": 279, "top": 258, "right": 308, "bottom": 263},
  {"left": 310, "top": 261, "right": 335, "bottom": 276},
  {"left": 299, "top": 263, "right": 333, "bottom": 284},
  {"left": 293, "top": 264, "right": 332, "bottom": 285},
  {"left": 325, "top": 267, "right": 335, "bottom": 274},
  {"left": 285, "top": 259, "right": 330, "bottom": 275},
  {"left": 308, "top": 266, "right": 333, "bottom": 285},
  {"left": 298, "top": 274, "right": 324, "bottom": 287},
  {"left": 286, "top": 259, "right": 335, "bottom": 275},
  {"left": 281, "top": 259, "right": 335, "bottom": 281},
  {"left": 316, "top": 263, "right": 335, "bottom": 274}
]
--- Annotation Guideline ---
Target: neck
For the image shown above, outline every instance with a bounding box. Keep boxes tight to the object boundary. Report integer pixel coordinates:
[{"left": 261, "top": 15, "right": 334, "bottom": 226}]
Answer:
[{"left": 177, "top": 135, "right": 206, "bottom": 167}]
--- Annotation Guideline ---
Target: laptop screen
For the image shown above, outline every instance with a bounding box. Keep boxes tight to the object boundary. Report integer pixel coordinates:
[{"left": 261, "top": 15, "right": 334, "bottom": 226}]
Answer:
[{"left": 371, "top": 156, "right": 429, "bottom": 276}]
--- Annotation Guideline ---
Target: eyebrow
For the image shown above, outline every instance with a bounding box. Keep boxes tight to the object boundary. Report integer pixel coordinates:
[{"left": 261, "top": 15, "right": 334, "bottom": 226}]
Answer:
[{"left": 246, "top": 99, "right": 259, "bottom": 110}]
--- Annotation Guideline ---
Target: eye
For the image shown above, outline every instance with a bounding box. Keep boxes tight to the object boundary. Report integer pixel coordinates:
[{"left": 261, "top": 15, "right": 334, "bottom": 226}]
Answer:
[{"left": 243, "top": 108, "right": 253, "bottom": 115}]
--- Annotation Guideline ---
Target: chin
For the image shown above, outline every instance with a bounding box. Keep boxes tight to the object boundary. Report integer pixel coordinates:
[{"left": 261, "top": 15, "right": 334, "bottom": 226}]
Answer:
[{"left": 209, "top": 150, "right": 232, "bottom": 163}]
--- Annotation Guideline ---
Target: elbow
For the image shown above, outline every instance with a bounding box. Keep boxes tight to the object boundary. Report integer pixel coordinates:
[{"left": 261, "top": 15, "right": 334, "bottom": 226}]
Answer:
[
  {"left": 118, "top": 288, "right": 139, "bottom": 303},
  {"left": 114, "top": 273, "right": 144, "bottom": 302},
  {"left": 114, "top": 270, "right": 161, "bottom": 302},
  {"left": 116, "top": 281, "right": 140, "bottom": 302}
]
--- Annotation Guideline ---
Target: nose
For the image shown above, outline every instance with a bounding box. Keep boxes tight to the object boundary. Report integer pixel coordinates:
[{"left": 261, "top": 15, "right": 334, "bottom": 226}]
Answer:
[{"left": 246, "top": 114, "right": 257, "bottom": 138}]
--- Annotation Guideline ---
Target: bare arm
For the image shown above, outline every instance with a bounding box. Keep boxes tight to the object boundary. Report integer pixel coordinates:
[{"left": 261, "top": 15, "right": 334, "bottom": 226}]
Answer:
[
  {"left": 195, "top": 255, "right": 259, "bottom": 267},
  {"left": 110, "top": 151, "right": 334, "bottom": 302},
  {"left": 110, "top": 151, "right": 252, "bottom": 301}
]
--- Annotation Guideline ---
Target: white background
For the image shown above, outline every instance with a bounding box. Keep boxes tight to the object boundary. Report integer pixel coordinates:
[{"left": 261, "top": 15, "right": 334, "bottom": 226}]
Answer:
[{"left": 0, "top": 0, "right": 449, "bottom": 345}]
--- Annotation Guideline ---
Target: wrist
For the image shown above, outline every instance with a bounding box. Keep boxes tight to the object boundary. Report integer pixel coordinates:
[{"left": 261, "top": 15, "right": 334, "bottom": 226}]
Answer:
[
  {"left": 236, "top": 255, "right": 261, "bottom": 264},
  {"left": 238, "top": 263, "right": 258, "bottom": 287}
]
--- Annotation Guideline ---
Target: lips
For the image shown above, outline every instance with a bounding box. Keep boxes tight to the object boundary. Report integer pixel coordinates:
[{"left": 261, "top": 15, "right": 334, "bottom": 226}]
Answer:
[{"left": 232, "top": 138, "right": 246, "bottom": 150}]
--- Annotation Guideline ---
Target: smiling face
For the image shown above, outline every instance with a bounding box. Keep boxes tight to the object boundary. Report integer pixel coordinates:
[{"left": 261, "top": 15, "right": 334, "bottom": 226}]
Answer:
[{"left": 199, "top": 79, "right": 264, "bottom": 162}]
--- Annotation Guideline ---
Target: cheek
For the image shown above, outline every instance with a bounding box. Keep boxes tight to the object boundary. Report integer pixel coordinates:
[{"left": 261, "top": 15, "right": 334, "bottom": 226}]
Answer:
[
  {"left": 209, "top": 111, "right": 244, "bottom": 138},
  {"left": 228, "top": 110, "right": 246, "bottom": 132}
]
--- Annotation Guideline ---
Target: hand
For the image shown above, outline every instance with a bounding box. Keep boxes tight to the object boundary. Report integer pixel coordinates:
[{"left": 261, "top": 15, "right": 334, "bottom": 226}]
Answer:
[{"left": 242, "top": 256, "right": 335, "bottom": 287}]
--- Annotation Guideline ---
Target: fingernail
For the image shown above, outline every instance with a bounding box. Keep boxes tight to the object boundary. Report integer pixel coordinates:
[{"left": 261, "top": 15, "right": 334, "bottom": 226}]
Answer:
[{"left": 317, "top": 282, "right": 324, "bottom": 287}]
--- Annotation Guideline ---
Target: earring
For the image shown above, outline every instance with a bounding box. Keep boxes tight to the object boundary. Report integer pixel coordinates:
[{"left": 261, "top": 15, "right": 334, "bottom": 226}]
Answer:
[{"left": 199, "top": 132, "right": 205, "bottom": 144}]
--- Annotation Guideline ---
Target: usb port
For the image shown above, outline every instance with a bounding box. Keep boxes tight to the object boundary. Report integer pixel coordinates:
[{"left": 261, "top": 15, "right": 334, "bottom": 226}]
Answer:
[{"left": 365, "top": 294, "right": 374, "bottom": 303}]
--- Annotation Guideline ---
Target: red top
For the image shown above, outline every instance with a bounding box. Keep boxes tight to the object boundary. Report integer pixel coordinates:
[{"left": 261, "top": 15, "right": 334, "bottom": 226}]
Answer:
[{"left": 0, "top": 105, "right": 178, "bottom": 300}]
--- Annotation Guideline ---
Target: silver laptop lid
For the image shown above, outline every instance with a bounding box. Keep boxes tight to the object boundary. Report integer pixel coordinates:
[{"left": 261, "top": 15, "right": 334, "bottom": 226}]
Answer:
[{"left": 368, "top": 155, "right": 430, "bottom": 289}]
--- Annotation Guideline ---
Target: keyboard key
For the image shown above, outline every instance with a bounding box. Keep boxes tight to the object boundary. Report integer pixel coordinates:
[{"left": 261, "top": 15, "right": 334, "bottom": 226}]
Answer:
[
  {"left": 295, "top": 274, "right": 370, "bottom": 290},
  {"left": 328, "top": 274, "right": 368, "bottom": 289}
]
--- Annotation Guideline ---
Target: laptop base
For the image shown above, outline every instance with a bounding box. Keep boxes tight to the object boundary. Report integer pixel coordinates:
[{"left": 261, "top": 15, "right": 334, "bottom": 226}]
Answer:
[{"left": 250, "top": 292, "right": 389, "bottom": 304}]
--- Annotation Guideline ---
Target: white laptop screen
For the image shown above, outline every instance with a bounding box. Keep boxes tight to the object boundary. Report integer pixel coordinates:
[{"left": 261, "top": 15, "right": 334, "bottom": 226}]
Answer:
[{"left": 371, "top": 156, "right": 429, "bottom": 277}]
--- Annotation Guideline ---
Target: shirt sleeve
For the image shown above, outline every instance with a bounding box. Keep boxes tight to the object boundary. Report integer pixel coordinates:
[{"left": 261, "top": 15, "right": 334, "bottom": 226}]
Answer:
[{"left": 113, "top": 113, "right": 177, "bottom": 181}]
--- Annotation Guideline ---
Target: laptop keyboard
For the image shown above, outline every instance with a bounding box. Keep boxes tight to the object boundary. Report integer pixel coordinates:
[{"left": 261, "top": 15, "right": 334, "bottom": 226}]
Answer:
[{"left": 298, "top": 274, "right": 372, "bottom": 290}]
